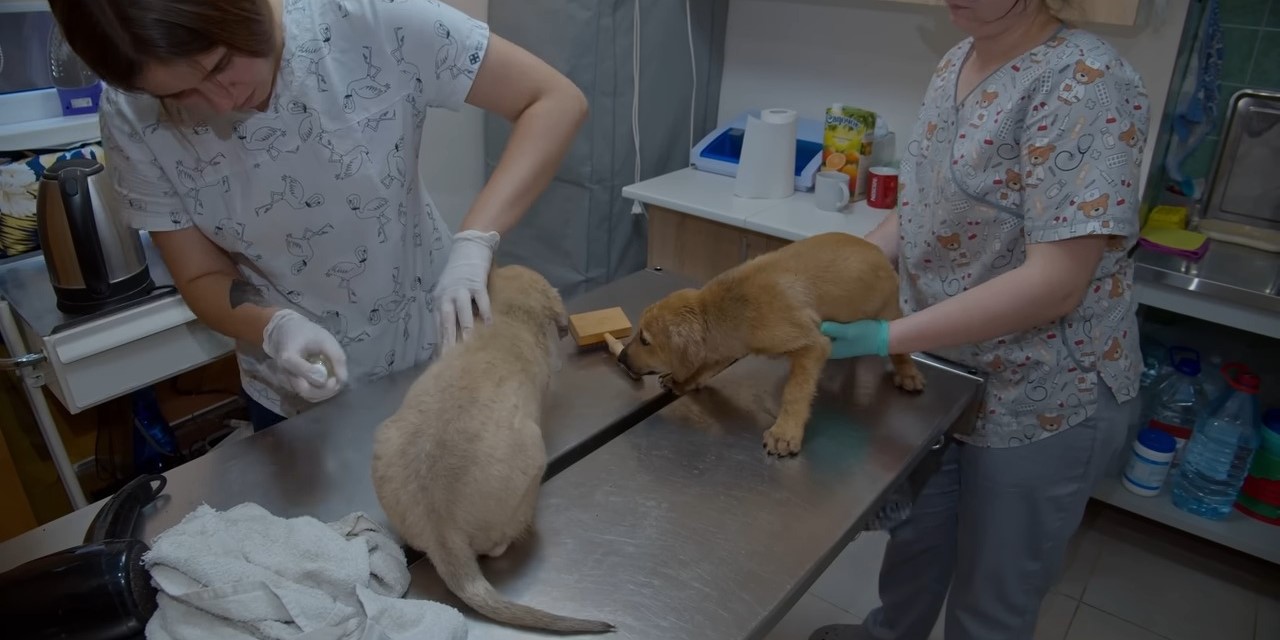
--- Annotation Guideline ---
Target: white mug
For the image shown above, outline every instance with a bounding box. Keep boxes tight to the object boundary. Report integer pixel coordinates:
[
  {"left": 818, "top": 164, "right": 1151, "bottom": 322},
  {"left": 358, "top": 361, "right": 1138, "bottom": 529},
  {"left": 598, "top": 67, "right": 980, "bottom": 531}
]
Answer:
[{"left": 815, "top": 171, "right": 851, "bottom": 212}]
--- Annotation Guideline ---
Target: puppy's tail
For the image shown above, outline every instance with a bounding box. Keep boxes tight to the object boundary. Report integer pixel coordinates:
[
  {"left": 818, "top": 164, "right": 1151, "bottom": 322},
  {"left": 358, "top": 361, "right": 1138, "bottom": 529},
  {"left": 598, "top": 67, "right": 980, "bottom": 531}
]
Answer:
[{"left": 428, "top": 533, "right": 615, "bottom": 634}]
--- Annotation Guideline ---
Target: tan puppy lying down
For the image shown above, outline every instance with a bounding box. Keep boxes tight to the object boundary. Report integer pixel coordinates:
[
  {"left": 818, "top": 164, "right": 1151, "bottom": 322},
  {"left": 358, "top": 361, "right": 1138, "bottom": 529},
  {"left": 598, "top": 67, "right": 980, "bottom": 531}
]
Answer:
[
  {"left": 618, "top": 232, "right": 926, "bottom": 456},
  {"left": 371, "top": 264, "right": 613, "bottom": 634}
]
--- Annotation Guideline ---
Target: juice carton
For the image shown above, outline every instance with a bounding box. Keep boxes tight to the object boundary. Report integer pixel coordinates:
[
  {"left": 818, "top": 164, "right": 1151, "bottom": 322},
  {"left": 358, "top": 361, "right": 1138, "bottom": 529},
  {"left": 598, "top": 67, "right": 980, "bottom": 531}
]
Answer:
[{"left": 823, "top": 103, "right": 879, "bottom": 199}]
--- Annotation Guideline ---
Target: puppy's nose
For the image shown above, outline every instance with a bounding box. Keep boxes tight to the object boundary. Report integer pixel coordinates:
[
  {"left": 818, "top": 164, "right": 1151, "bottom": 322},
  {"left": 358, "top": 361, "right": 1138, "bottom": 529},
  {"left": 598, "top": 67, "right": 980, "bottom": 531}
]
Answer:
[{"left": 615, "top": 348, "right": 644, "bottom": 380}]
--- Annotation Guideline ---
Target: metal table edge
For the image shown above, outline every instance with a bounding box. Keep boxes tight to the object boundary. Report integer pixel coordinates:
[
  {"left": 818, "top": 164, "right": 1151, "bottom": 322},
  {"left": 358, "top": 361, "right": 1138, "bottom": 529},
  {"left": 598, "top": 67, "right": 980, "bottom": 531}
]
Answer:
[{"left": 747, "top": 353, "right": 986, "bottom": 639}]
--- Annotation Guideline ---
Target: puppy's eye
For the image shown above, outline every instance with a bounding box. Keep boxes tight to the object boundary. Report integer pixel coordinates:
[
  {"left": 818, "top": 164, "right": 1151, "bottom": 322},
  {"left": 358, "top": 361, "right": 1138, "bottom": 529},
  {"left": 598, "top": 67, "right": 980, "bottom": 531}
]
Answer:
[{"left": 639, "top": 334, "right": 651, "bottom": 346}]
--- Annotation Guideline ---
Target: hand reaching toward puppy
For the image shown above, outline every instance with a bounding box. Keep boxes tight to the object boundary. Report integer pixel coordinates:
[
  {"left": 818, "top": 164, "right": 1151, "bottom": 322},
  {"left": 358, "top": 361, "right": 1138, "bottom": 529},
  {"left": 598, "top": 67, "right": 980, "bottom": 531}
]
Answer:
[{"left": 434, "top": 229, "right": 501, "bottom": 349}]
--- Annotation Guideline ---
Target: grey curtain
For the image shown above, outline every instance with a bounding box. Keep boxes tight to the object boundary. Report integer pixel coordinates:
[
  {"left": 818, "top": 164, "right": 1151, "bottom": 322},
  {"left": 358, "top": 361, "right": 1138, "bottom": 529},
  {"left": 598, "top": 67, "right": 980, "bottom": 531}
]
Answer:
[{"left": 485, "top": 0, "right": 729, "bottom": 297}]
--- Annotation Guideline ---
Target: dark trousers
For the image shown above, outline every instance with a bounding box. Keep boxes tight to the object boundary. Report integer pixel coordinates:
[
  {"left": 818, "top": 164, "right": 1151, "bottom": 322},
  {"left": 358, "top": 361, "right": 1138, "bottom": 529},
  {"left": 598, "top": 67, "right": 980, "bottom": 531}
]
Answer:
[{"left": 242, "top": 389, "right": 287, "bottom": 432}]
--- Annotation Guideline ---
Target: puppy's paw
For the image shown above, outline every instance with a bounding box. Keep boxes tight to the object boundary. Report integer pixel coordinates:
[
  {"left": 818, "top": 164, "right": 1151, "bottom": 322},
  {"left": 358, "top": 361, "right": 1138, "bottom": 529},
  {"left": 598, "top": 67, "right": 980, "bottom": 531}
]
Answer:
[
  {"left": 659, "top": 373, "right": 683, "bottom": 395},
  {"left": 893, "top": 368, "right": 927, "bottom": 392},
  {"left": 660, "top": 374, "right": 699, "bottom": 396},
  {"left": 763, "top": 424, "right": 803, "bottom": 457}
]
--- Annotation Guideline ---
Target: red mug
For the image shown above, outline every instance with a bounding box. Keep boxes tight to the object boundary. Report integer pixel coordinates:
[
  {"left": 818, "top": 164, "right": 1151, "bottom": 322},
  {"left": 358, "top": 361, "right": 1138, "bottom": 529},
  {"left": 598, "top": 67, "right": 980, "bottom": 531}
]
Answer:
[{"left": 868, "top": 166, "right": 899, "bottom": 210}]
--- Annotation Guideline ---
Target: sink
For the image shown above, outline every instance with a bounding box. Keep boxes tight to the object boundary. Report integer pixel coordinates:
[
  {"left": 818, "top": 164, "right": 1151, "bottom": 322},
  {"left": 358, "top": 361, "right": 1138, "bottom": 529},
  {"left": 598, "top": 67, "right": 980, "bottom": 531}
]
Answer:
[{"left": 1134, "top": 240, "right": 1280, "bottom": 313}]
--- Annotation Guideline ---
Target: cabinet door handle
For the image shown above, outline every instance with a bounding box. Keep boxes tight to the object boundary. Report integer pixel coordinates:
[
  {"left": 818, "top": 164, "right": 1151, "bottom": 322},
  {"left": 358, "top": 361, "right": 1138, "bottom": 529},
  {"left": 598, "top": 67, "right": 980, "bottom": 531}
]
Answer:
[{"left": 0, "top": 351, "right": 46, "bottom": 371}]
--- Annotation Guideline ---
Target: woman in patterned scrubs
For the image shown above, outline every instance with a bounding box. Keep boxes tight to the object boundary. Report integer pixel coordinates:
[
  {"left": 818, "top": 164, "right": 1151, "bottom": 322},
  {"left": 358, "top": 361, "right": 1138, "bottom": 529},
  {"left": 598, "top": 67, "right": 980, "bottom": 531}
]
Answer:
[
  {"left": 48, "top": 0, "right": 587, "bottom": 430},
  {"left": 815, "top": 1, "right": 1149, "bottom": 639}
]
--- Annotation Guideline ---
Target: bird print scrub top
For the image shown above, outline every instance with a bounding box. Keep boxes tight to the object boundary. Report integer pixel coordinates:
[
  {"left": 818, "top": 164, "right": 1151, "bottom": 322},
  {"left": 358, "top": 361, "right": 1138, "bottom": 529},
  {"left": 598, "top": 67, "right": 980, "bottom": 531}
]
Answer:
[
  {"left": 99, "top": 0, "right": 489, "bottom": 417},
  {"left": 897, "top": 28, "right": 1150, "bottom": 447}
]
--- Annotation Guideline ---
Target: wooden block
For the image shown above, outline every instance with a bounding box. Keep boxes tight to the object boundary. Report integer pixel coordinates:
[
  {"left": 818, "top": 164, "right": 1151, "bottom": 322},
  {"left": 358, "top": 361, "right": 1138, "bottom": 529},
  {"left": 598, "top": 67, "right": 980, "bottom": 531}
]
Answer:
[{"left": 568, "top": 307, "right": 632, "bottom": 348}]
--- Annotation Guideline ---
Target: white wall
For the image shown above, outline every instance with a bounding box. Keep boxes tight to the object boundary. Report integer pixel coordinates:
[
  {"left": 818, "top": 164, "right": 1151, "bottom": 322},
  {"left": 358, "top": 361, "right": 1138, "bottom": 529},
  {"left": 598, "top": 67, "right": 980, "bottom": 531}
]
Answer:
[
  {"left": 718, "top": 0, "right": 1192, "bottom": 190},
  {"left": 417, "top": 0, "right": 488, "bottom": 231}
]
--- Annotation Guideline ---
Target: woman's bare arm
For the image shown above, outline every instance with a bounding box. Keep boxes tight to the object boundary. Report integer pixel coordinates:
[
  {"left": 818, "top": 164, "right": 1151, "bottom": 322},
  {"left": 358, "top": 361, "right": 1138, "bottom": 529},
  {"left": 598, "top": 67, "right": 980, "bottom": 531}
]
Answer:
[
  {"left": 456, "top": 34, "right": 588, "bottom": 234},
  {"left": 151, "top": 227, "right": 277, "bottom": 347}
]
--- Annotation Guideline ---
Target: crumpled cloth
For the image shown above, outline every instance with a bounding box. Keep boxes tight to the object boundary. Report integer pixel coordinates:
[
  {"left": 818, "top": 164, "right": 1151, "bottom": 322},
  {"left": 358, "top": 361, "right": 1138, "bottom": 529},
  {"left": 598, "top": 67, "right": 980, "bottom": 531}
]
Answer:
[{"left": 143, "top": 502, "right": 467, "bottom": 640}]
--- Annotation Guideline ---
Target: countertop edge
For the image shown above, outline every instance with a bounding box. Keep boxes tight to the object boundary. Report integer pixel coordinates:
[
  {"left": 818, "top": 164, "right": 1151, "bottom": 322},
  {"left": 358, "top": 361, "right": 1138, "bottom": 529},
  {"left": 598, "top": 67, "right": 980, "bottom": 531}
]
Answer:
[{"left": 625, "top": 168, "right": 889, "bottom": 241}]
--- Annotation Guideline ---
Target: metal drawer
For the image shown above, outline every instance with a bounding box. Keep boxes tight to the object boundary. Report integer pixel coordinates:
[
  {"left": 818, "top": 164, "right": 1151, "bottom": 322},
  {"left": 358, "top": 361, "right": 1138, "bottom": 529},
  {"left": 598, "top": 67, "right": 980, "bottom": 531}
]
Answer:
[{"left": 26, "top": 295, "right": 232, "bottom": 414}]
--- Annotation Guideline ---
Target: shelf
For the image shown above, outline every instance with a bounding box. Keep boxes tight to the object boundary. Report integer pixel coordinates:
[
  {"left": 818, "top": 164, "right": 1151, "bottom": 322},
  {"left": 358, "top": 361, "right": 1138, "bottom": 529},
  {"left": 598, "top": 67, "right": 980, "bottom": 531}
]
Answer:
[
  {"left": 1092, "top": 475, "right": 1280, "bottom": 565},
  {"left": 0, "top": 114, "right": 101, "bottom": 153}
]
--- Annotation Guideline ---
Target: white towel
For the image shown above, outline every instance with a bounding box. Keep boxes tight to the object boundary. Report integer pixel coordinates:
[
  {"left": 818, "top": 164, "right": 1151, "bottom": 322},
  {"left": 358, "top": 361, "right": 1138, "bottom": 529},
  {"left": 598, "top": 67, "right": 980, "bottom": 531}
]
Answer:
[{"left": 143, "top": 502, "right": 467, "bottom": 640}]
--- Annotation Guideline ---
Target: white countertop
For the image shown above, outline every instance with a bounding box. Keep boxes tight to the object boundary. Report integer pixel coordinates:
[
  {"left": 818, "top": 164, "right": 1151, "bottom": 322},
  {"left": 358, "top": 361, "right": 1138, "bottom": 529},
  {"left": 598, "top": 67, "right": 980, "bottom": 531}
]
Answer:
[{"left": 622, "top": 168, "right": 891, "bottom": 241}]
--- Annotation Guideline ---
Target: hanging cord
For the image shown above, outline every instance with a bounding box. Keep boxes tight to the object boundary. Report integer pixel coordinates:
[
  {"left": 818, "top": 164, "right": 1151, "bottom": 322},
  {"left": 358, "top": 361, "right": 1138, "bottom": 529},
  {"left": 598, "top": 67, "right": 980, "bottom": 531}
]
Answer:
[
  {"left": 630, "top": 0, "right": 697, "bottom": 217},
  {"left": 631, "top": 0, "right": 644, "bottom": 215},
  {"left": 686, "top": 0, "right": 697, "bottom": 152}
]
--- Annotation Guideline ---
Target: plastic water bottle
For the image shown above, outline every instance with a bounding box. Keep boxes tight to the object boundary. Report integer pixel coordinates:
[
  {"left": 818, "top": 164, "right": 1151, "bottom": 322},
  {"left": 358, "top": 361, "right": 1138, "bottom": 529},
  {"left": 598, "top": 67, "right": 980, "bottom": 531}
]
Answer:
[
  {"left": 1200, "top": 354, "right": 1227, "bottom": 401},
  {"left": 1139, "top": 337, "right": 1169, "bottom": 390},
  {"left": 1171, "top": 363, "right": 1263, "bottom": 521},
  {"left": 1143, "top": 347, "right": 1208, "bottom": 467},
  {"left": 131, "top": 386, "right": 181, "bottom": 475}
]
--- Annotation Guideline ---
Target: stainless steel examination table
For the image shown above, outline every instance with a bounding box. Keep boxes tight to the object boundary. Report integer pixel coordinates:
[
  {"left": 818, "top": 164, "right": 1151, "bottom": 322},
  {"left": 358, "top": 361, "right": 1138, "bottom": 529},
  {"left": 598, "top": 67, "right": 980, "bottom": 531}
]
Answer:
[{"left": 0, "top": 269, "right": 984, "bottom": 639}]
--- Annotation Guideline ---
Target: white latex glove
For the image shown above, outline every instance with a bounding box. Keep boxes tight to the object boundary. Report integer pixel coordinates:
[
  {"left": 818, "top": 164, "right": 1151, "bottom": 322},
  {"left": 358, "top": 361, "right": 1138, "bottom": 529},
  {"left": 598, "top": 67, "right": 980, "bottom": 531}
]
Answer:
[
  {"left": 434, "top": 229, "right": 500, "bottom": 348},
  {"left": 262, "top": 309, "right": 349, "bottom": 403}
]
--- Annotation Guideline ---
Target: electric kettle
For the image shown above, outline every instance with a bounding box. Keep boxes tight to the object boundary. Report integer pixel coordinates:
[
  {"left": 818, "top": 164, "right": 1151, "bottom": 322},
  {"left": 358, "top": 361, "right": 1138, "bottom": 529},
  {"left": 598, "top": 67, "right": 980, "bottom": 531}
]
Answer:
[{"left": 36, "top": 157, "right": 155, "bottom": 314}]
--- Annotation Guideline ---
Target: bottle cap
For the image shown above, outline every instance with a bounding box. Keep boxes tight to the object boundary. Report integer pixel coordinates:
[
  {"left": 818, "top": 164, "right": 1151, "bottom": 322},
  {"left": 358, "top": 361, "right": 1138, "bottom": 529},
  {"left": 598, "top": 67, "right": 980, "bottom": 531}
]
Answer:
[
  {"left": 1169, "top": 346, "right": 1201, "bottom": 376},
  {"left": 1137, "top": 427, "right": 1177, "bottom": 454},
  {"left": 1173, "top": 358, "right": 1201, "bottom": 377},
  {"left": 1264, "top": 408, "right": 1280, "bottom": 433},
  {"left": 306, "top": 354, "right": 334, "bottom": 382},
  {"left": 1223, "top": 362, "right": 1260, "bottom": 394}
]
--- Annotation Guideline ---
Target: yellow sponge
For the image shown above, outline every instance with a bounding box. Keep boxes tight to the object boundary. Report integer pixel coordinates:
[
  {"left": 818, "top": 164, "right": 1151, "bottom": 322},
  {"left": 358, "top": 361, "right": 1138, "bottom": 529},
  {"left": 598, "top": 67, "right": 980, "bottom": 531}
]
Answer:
[
  {"left": 1140, "top": 226, "right": 1208, "bottom": 252},
  {"left": 1144, "top": 205, "right": 1189, "bottom": 231}
]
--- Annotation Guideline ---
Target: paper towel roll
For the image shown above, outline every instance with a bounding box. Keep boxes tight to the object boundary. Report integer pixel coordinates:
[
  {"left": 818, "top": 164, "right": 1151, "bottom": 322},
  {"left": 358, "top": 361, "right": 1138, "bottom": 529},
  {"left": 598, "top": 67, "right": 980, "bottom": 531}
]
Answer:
[{"left": 734, "top": 108, "right": 797, "bottom": 199}]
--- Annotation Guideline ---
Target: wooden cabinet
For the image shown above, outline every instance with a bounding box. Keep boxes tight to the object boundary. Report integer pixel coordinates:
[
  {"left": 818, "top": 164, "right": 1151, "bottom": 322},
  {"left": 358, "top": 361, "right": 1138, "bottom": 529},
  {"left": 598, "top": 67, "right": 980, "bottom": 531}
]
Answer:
[
  {"left": 646, "top": 206, "right": 791, "bottom": 282},
  {"left": 0, "top": 427, "right": 37, "bottom": 543},
  {"left": 883, "top": 0, "right": 1141, "bottom": 26}
]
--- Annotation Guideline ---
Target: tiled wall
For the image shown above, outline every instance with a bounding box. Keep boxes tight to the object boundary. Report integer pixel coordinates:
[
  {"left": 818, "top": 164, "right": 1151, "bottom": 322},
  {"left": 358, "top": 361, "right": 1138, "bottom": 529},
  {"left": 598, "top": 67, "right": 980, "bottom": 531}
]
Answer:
[{"left": 1180, "top": 0, "right": 1280, "bottom": 182}]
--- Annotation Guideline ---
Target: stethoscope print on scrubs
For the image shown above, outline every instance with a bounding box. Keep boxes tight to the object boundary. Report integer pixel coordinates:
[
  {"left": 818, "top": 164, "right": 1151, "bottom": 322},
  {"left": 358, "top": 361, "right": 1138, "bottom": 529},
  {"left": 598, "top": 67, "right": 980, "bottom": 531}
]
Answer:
[{"left": 993, "top": 131, "right": 1093, "bottom": 176}]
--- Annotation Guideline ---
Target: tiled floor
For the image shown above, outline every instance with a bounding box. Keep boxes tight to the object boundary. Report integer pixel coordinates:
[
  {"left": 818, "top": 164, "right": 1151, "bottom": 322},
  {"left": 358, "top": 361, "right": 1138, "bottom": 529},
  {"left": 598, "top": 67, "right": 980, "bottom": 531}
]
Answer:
[{"left": 764, "top": 503, "right": 1280, "bottom": 640}]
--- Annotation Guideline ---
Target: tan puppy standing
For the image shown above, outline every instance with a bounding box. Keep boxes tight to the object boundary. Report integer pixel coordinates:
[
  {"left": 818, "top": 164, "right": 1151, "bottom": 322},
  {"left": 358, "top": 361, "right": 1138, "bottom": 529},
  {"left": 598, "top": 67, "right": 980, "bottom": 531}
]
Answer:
[
  {"left": 619, "top": 232, "right": 926, "bottom": 456},
  {"left": 371, "top": 264, "right": 613, "bottom": 634}
]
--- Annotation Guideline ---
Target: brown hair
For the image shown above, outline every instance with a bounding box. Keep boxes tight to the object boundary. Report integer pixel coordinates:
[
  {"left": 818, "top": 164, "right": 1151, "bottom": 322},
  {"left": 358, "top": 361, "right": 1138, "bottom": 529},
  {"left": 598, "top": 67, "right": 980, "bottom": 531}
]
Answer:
[{"left": 46, "top": 0, "right": 278, "bottom": 93}]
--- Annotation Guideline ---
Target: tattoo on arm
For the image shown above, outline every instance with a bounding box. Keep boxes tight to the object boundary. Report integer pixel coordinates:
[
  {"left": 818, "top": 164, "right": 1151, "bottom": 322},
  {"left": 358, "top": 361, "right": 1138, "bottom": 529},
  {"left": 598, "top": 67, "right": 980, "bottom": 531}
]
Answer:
[{"left": 229, "top": 279, "right": 267, "bottom": 309}]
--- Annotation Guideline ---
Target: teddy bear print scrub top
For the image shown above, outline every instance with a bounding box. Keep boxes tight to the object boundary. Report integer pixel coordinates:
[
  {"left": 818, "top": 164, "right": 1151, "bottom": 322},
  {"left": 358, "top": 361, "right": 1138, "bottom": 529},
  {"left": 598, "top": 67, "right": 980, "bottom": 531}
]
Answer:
[
  {"left": 897, "top": 28, "right": 1151, "bottom": 448},
  {"left": 99, "top": 0, "right": 489, "bottom": 417}
]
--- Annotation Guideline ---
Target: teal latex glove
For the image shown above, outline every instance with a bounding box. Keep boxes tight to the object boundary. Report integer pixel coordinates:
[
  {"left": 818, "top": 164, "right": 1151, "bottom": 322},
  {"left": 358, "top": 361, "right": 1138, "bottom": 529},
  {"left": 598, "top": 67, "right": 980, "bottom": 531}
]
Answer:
[{"left": 820, "top": 319, "right": 890, "bottom": 359}]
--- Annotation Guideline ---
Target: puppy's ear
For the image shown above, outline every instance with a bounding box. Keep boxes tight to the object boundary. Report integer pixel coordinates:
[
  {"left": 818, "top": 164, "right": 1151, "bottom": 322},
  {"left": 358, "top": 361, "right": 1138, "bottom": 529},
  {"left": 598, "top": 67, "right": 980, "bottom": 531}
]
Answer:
[{"left": 665, "top": 303, "right": 707, "bottom": 380}]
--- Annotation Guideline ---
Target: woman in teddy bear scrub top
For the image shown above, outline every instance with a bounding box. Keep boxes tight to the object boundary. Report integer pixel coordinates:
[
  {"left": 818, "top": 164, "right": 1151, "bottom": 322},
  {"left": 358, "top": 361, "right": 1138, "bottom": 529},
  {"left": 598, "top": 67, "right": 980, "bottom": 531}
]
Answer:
[{"left": 814, "top": 1, "right": 1149, "bottom": 638}]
